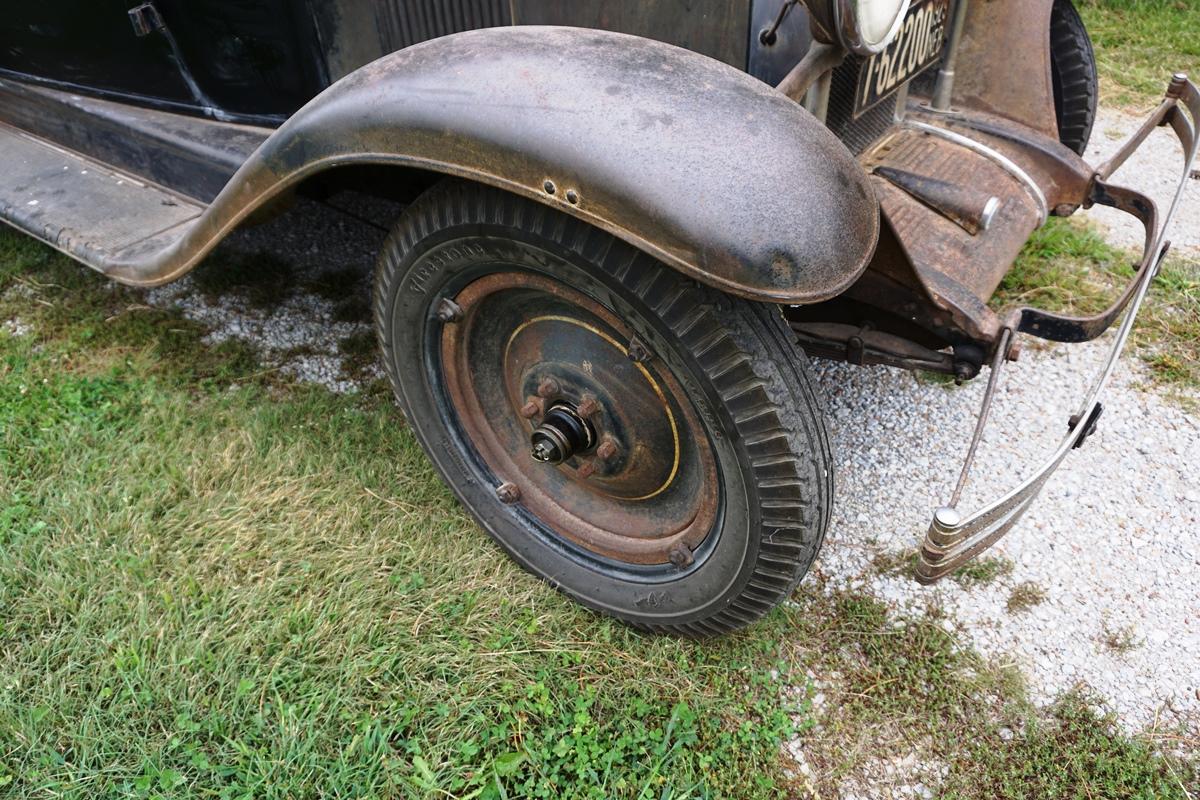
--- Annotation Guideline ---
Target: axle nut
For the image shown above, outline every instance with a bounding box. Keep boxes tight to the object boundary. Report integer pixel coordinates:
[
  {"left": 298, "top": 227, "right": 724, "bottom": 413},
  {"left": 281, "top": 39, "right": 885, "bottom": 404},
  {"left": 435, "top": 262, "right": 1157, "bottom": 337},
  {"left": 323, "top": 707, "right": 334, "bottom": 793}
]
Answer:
[{"left": 530, "top": 403, "right": 595, "bottom": 465}]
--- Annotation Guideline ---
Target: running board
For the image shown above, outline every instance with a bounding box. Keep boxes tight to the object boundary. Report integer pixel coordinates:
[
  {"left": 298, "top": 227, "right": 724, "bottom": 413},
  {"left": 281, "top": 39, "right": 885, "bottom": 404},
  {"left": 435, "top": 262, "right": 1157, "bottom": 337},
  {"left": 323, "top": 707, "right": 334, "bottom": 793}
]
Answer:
[
  {"left": 916, "top": 74, "right": 1200, "bottom": 583},
  {"left": 0, "top": 123, "right": 204, "bottom": 280}
]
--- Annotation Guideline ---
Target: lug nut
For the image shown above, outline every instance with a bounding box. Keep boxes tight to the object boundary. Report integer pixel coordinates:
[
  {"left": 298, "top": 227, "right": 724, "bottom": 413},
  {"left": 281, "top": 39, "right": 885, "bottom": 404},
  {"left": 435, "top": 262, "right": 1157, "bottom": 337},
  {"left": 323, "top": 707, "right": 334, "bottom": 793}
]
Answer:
[
  {"left": 520, "top": 399, "right": 541, "bottom": 419},
  {"left": 495, "top": 482, "right": 521, "bottom": 504},
  {"left": 596, "top": 440, "right": 618, "bottom": 462},
  {"left": 576, "top": 460, "right": 597, "bottom": 479},
  {"left": 627, "top": 337, "right": 651, "bottom": 363},
  {"left": 436, "top": 298, "right": 462, "bottom": 322},
  {"left": 668, "top": 542, "right": 694, "bottom": 569},
  {"left": 537, "top": 377, "right": 559, "bottom": 398},
  {"left": 576, "top": 396, "right": 600, "bottom": 417}
]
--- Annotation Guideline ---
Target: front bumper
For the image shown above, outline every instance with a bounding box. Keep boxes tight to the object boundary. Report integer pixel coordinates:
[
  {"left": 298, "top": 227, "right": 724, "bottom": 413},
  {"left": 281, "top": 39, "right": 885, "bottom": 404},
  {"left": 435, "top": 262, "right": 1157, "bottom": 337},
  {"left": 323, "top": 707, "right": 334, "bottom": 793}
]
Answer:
[{"left": 916, "top": 73, "right": 1200, "bottom": 583}]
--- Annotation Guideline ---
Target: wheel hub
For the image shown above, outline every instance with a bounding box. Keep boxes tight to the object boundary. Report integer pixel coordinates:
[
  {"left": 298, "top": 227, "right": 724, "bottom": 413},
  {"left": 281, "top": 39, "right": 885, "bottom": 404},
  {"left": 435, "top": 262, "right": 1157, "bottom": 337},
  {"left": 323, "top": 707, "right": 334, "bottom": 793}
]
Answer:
[{"left": 530, "top": 402, "right": 595, "bottom": 465}]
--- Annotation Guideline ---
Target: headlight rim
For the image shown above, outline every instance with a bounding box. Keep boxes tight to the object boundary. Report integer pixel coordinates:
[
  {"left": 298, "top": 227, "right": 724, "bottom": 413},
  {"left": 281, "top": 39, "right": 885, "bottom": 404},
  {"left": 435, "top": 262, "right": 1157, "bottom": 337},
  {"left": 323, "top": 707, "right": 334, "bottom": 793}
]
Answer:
[{"left": 831, "top": 0, "right": 913, "bottom": 56}]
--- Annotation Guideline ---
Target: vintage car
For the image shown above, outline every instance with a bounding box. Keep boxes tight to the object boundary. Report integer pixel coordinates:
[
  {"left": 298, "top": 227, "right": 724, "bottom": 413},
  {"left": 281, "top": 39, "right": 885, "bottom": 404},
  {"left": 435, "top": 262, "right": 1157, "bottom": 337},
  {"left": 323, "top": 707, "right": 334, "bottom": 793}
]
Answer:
[{"left": 1, "top": 1, "right": 1196, "bottom": 634}]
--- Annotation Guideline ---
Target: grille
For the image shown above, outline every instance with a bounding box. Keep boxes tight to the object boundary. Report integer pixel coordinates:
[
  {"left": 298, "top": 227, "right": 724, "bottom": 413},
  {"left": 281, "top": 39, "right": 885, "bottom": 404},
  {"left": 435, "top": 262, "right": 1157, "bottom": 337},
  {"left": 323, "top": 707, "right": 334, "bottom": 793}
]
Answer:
[
  {"left": 826, "top": 55, "right": 898, "bottom": 155},
  {"left": 375, "top": 0, "right": 512, "bottom": 52}
]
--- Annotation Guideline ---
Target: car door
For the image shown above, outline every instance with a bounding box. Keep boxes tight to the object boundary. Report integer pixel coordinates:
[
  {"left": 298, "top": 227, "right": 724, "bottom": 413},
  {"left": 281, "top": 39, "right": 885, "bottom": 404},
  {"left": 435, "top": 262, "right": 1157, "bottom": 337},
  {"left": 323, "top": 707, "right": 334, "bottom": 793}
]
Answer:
[
  {"left": 0, "top": 0, "right": 327, "bottom": 124},
  {"left": 0, "top": 1, "right": 194, "bottom": 107}
]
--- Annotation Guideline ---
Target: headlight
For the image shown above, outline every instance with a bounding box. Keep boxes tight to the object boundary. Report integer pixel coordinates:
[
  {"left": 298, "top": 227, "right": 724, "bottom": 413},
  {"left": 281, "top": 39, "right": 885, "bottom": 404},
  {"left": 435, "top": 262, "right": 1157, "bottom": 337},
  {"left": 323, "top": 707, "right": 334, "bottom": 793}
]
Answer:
[{"left": 804, "top": 0, "right": 912, "bottom": 56}]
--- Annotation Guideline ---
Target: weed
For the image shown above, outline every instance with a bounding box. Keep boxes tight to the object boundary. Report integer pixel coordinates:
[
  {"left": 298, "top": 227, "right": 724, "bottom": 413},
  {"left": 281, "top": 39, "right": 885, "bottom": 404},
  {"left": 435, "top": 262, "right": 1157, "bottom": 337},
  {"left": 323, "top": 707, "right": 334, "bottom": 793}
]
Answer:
[
  {"left": 1101, "top": 621, "right": 1142, "bottom": 654},
  {"left": 871, "top": 549, "right": 919, "bottom": 578},
  {"left": 943, "top": 691, "right": 1194, "bottom": 799},
  {"left": 872, "top": 552, "right": 1012, "bottom": 588},
  {"left": 914, "top": 370, "right": 961, "bottom": 389},
  {"left": 951, "top": 556, "right": 1014, "bottom": 588},
  {"left": 1007, "top": 582, "right": 1048, "bottom": 614}
]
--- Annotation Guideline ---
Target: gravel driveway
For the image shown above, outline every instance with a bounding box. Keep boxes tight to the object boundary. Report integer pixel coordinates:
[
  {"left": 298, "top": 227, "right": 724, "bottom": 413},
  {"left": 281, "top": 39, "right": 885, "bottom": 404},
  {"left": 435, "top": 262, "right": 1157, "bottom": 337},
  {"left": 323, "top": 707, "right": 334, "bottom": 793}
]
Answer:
[{"left": 134, "top": 108, "right": 1198, "bottom": 739}]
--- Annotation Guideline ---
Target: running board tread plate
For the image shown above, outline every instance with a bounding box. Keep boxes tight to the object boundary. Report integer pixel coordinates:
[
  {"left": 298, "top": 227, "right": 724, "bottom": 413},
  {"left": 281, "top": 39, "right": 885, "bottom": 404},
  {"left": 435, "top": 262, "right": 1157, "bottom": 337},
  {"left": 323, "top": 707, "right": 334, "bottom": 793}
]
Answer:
[{"left": 0, "top": 124, "right": 204, "bottom": 269}]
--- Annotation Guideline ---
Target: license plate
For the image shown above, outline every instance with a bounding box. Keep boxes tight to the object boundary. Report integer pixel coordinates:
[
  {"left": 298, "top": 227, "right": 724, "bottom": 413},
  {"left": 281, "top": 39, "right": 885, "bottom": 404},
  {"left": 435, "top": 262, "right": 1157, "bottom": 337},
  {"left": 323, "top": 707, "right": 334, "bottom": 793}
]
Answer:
[{"left": 854, "top": 0, "right": 951, "bottom": 117}]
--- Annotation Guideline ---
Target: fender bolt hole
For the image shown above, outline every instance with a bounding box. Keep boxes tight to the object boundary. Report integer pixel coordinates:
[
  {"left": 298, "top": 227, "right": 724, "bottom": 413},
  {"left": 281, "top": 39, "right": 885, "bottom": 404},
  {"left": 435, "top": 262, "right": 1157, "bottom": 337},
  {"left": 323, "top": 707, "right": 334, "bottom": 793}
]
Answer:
[{"left": 543, "top": 180, "right": 556, "bottom": 194}]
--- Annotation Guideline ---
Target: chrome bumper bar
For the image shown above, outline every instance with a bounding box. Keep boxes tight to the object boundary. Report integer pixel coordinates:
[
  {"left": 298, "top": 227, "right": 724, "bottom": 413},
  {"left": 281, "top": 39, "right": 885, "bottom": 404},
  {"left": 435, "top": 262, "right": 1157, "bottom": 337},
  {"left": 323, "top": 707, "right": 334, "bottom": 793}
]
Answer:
[{"left": 916, "top": 73, "right": 1200, "bottom": 583}]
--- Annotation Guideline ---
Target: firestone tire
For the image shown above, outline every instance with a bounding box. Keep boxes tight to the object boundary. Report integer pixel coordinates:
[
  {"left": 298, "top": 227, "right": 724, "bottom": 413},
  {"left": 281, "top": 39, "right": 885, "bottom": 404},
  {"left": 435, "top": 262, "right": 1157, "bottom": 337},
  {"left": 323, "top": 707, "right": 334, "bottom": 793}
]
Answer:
[{"left": 373, "top": 181, "right": 833, "bottom": 635}]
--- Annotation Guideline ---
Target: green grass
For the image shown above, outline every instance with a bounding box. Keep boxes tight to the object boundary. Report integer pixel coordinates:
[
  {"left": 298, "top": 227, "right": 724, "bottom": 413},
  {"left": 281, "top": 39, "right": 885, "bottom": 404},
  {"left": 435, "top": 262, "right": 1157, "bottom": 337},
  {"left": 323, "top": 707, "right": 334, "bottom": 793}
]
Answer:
[
  {"left": 996, "top": 218, "right": 1200, "bottom": 392},
  {"left": 1, "top": 229, "right": 1196, "bottom": 798},
  {"left": 0, "top": 233, "right": 809, "bottom": 798},
  {"left": 1079, "top": 0, "right": 1200, "bottom": 109}
]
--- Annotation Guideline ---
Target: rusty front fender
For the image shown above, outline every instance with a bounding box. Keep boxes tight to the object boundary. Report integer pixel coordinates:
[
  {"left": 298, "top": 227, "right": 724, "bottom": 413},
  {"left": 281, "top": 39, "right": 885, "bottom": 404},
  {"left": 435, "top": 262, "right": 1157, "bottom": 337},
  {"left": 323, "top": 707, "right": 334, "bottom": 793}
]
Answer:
[{"left": 108, "top": 26, "right": 879, "bottom": 303}]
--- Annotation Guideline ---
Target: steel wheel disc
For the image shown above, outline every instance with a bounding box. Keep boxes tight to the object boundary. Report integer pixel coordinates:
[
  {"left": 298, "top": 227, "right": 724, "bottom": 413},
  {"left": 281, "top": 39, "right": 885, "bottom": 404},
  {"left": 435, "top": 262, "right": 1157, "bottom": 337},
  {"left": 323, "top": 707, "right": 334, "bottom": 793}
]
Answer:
[{"left": 439, "top": 271, "right": 719, "bottom": 566}]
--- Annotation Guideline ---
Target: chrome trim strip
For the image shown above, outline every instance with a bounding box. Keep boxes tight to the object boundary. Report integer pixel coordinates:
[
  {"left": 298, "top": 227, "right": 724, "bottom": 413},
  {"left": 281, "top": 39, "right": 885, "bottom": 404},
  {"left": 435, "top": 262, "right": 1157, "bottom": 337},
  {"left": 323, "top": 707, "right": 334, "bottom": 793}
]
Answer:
[{"left": 905, "top": 119, "right": 1049, "bottom": 222}]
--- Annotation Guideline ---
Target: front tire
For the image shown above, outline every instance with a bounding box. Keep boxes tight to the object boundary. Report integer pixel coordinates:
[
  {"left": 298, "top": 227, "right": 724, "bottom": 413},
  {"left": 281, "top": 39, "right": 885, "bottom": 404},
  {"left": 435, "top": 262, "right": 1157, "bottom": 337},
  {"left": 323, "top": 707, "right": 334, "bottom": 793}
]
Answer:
[
  {"left": 374, "top": 181, "right": 832, "bottom": 635},
  {"left": 1050, "top": 0, "right": 1099, "bottom": 156}
]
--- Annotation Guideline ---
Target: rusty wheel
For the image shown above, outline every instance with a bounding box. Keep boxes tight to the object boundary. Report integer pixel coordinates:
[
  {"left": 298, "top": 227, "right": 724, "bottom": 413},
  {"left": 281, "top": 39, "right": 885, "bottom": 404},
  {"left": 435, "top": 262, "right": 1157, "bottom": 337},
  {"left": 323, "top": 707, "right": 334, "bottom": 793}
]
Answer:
[
  {"left": 375, "top": 181, "right": 832, "bottom": 635},
  {"left": 439, "top": 270, "right": 720, "bottom": 567}
]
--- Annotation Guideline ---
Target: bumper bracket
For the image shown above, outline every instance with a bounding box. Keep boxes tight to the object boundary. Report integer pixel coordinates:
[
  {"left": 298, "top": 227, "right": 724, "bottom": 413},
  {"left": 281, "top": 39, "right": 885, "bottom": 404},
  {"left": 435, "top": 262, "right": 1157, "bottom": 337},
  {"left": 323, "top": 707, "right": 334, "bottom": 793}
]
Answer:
[{"left": 916, "top": 73, "right": 1200, "bottom": 584}]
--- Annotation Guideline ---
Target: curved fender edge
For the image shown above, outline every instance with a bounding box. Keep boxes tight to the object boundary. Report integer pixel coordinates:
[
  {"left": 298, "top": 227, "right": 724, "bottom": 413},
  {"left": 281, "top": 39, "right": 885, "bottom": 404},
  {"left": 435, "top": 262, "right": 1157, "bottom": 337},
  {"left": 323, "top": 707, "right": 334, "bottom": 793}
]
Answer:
[{"left": 104, "top": 26, "right": 879, "bottom": 304}]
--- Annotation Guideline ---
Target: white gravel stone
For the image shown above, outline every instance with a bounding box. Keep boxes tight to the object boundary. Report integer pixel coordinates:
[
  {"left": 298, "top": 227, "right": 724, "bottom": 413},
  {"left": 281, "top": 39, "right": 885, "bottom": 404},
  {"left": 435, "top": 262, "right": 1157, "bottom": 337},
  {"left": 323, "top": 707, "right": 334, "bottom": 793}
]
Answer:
[{"left": 2, "top": 316, "right": 30, "bottom": 337}]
